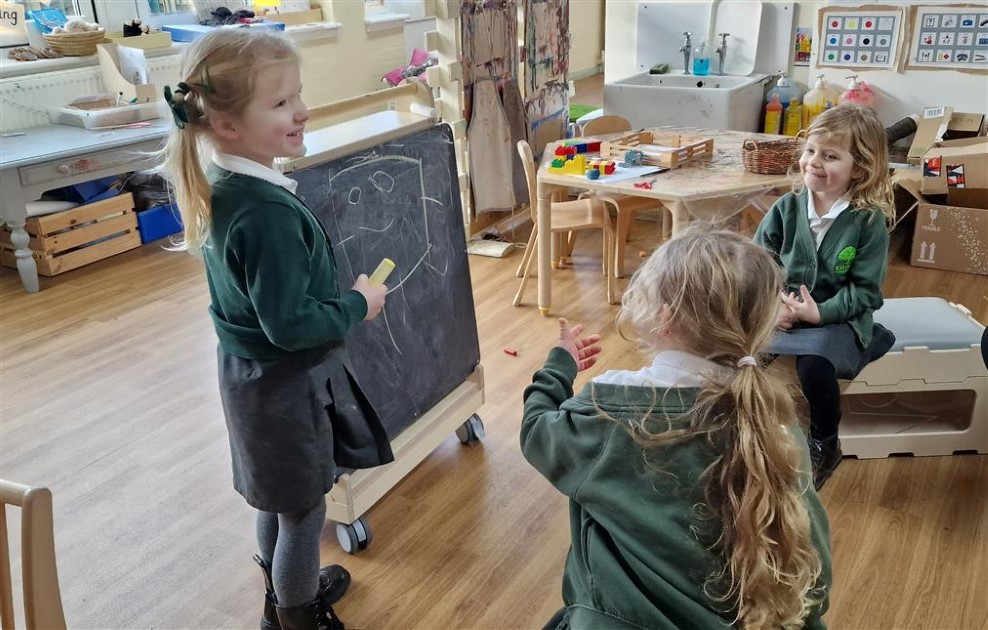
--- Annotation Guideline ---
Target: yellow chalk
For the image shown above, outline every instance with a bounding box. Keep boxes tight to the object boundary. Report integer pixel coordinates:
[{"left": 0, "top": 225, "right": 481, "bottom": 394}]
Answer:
[{"left": 369, "top": 258, "right": 396, "bottom": 285}]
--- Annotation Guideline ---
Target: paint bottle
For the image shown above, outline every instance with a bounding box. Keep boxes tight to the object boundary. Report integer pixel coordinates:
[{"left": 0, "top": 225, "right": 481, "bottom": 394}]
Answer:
[
  {"left": 784, "top": 98, "right": 802, "bottom": 136},
  {"left": 692, "top": 39, "right": 710, "bottom": 76},
  {"left": 802, "top": 74, "right": 837, "bottom": 129},
  {"left": 839, "top": 74, "right": 876, "bottom": 107},
  {"left": 764, "top": 93, "right": 783, "bottom": 135},
  {"left": 766, "top": 73, "right": 804, "bottom": 110}
]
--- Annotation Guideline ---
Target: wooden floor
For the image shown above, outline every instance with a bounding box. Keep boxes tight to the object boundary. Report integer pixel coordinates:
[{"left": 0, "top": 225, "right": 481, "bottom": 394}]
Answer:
[{"left": 1, "top": 76, "right": 986, "bottom": 629}]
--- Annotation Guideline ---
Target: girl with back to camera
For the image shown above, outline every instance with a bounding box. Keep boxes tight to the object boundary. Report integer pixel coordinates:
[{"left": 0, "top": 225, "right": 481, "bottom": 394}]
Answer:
[
  {"left": 522, "top": 228, "right": 832, "bottom": 629},
  {"left": 159, "top": 29, "right": 393, "bottom": 630},
  {"left": 755, "top": 103, "right": 896, "bottom": 490}
]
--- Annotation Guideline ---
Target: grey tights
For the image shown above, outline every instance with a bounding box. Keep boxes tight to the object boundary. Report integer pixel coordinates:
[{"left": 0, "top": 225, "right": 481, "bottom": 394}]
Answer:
[{"left": 256, "top": 500, "right": 326, "bottom": 608}]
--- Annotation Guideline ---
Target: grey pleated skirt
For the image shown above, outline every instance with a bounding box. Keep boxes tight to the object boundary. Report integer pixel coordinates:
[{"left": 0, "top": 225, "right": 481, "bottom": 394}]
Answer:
[
  {"left": 217, "top": 343, "right": 393, "bottom": 514},
  {"left": 765, "top": 322, "right": 895, "bottom": 379}
]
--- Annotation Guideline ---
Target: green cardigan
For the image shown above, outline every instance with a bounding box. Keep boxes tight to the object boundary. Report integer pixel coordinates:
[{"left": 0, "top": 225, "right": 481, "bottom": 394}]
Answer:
[
  {"left": 753, "top": 190, "right": 889, "bottom": 349},
  {"left": 204, "top": 170, "right": 368, "bottom": 360},
  {"left": 521, "top": 348, "right": 832, "bottom": 630}
]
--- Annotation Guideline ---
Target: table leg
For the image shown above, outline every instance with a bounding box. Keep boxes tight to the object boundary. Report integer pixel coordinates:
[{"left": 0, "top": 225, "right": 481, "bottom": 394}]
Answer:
[
  {"left": 537, "top": 181, "right": 553, "bottom": 316},
  {"left": 7, "top": 219, "right": 39, "bottom": 293},
  {"left": 666, "top": 201, "right": 689, "bottom": 236},
  {"left": 0, "top": 174, "right": 40, "bottom": 293}
]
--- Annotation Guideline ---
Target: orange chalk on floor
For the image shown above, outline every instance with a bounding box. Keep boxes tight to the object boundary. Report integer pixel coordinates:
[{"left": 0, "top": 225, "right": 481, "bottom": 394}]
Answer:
[{"left": 503, "top": 347, "right": 518, "bottom": 356}]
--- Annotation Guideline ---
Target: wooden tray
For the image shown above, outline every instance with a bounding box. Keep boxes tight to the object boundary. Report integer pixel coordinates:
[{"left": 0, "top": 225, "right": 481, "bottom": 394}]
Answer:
[
  {"left": 600, "top": 131, "right": 714, "bottom": 169},
  {"left": 0, "top": 193, "right": 140, "bottom": 276}
]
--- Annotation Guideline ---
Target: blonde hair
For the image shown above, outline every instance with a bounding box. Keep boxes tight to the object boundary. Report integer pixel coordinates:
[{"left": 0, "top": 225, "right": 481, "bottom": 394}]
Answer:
[
  {"left": 794, "top": 103, "right": 894, "bottom": 222},
  {"left": 157, "top": 29, "right": 299, "bottom": 252},
  {"left": 617, "top": 227, "right": 825, "bottom": 628}
]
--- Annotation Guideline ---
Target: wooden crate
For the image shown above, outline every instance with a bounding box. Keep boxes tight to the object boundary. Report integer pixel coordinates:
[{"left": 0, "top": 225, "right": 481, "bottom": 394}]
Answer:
[
  {"left": 600, "top": 131, "right": 715, "bottom": 169},
  {"left": 0, "top": 193, "right": 141, "bottom": 277}
]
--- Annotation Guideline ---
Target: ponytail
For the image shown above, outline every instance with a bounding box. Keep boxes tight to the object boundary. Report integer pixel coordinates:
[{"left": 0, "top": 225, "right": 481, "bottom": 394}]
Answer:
[
  {"left": 159, "top": 126, "right": 212, "bottom": 252},
  {"left": 699, "top": 365, "right": 824, "bottom": 627}
]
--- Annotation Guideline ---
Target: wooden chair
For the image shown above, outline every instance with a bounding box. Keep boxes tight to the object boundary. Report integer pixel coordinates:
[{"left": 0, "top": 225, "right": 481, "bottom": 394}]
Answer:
[
  {"left": 580, "top": 115, "right": 669, "bottom": 278},
  {"left": 581, "top": 115, "right": 634, "bottom": 137},
  {"left": 514, "top": 140, "right": 616, "bottom": 306},
  {"left": 0, "top": 481, "right": 66, "bottom": 630}
]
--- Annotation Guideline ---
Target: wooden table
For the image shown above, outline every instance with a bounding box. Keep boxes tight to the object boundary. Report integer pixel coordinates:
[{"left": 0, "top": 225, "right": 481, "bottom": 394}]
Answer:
[
  {"left": 534, "top": 127, "right": 794, "bottom": 315},
  {"left": 0, "top": 121, "right": 170, "bottom": 293}
]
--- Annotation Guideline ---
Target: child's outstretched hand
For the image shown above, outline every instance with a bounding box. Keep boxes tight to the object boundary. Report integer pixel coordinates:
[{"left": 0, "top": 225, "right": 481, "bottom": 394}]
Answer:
[
  {"left": 353, "top": 274, "right": 387, "bottom": 321},
  {"left": 782, "top": 285, "right": 821, "bottom": 325},
  {"left": 556, "top": 318, "right": 602, "bottom": 372}
]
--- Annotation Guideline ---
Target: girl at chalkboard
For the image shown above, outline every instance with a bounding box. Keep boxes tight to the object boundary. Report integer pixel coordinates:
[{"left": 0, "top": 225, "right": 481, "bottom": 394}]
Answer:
[
  {"left": 159, "top": 29, "right": 392, "bottom": 630},
  {"left": 522, "top": 228, "right": 831, "bottom": 629}
]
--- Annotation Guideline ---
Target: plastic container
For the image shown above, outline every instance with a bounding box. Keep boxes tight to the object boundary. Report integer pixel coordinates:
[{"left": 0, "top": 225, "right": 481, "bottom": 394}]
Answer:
[
  {"left": 162, "top": 22, "right": 285, "bottom": 43},
  {"left": 692, "top": 40, "right": 710, "bottom": 76},
  {"left": 50, "top": 101, "right": 162, "bottom": 129},
  {"left": 766, "top": 73, "right": 804, "bottom": 109},
  {"left": 783, "top": 98, "right": 802, "bottom": 136},
  {"left": 801, "top": 74, "right": 838, "bottom": 130},
  {"left": 763, "top": 93, "right": 783, "bottom": 135},
  {"left": 839, "top": 74, "right": 875, "bottom": 108},
  {"left": 137, "top": 204, "right": 183, "bottom": 244}
]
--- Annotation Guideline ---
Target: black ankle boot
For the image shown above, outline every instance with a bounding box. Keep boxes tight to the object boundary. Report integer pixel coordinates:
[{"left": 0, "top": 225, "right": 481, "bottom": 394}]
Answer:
[
  {"left": 275, "top": 596, "right": 345, "bottom": 630},
  {"left": 254, "top": 555, "right": 351, "bottom": 630},
  {"left": 809, "top": 435, "right": 842, "bottom": 491}
]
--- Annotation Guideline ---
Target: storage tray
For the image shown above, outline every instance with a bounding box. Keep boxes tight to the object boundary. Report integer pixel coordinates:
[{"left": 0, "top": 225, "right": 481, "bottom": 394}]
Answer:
[{"left": 600, "top": 131, "right": 715, "bottom": 169}]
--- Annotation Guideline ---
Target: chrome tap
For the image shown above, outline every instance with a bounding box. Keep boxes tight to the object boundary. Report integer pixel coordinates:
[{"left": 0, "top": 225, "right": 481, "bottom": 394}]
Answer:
[
  {"left": 680, "top": 31, "right": 693, "bottom": 74},
  {"left": 715, "top": 33, "right": 731, "bottom": 75}
]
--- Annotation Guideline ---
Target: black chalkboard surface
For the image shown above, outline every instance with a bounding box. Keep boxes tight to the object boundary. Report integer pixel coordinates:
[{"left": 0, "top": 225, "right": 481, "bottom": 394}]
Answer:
[{"left": 291, "top": 123, "right": 481, "bottom": 439}]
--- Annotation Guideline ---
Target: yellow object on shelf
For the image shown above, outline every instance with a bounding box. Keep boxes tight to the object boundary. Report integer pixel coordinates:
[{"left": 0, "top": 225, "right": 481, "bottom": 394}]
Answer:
[
  {"left": 783, "top": 99, "right": 802, "bottom": 136},
  {"left": 264, "top": 8, "right": 323, "bottom": 25},
  {"left": 103, "top": 31, "right": 172, "bottom": 50}
]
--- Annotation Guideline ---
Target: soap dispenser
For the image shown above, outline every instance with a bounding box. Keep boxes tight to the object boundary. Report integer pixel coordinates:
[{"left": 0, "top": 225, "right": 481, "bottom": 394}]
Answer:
[
  {"left": 766, "top": 73, "right": 805, "bottom": 110},
  {"left": 839, "top": 74, "right": 876, "bottom": 107},
  {"left": 692, "top": 39, "right": 711, "bottom": 76},
  {"left": 802, "top": 74, "right": 837, "bottom": 129}
]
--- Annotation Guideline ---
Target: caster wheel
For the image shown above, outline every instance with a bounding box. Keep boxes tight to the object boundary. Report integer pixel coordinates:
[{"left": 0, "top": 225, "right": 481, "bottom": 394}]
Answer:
[
  {"left": 336, "top": 516, "right": 372, "bottom": 554},
  {"left": 455, "top": 414, "right": 485, "bottom": 445}
]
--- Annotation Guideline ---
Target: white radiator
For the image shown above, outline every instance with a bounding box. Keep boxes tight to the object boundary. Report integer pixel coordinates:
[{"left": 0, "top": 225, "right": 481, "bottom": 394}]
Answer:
[{"left": 0, "top": 55, "right": 181, "bottom": 133}]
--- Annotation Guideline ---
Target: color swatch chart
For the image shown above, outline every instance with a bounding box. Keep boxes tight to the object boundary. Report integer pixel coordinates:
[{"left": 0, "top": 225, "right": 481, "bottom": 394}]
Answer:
[
  {"left": 821, "top": 11, "right": 901, "bottom": 68},
  {"left": 909, "top": 6, "right": 988, "bottom": 69}
]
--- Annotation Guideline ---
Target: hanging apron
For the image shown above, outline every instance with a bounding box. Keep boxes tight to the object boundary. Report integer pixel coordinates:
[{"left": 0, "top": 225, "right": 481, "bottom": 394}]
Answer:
[
  {"left": 468, "top": 79, "right": 517, "bottom": 214},
  {"left": 501, "top": 78, "right": 530, "bottom": 206}
]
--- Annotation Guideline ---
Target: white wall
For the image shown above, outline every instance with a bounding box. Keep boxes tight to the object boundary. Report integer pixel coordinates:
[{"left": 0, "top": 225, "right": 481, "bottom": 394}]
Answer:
[
  {"left": 303, "top": 0, "right": 407, "bottom": 105},
  {"left": 570, "top": 0, "right": 605, "bottom": 76}
]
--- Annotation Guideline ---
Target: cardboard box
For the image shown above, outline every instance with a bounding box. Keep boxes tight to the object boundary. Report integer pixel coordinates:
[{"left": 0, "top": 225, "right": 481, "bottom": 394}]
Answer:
[
  {"left": 910, "top": 194, "right": 988, "bottom": 276},
  {"left": 908, "top": 106, "right": 953, "bottom": 165},
  {"left": 919, "top": 137, "right": 988, "bottom": 195},
  {"left": 946, "top": 112, "right": 987, "bottom": 140}
]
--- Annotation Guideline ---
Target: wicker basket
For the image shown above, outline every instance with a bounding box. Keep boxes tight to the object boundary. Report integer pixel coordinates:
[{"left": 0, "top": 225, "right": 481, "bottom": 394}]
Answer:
[
  {"left": 741, "top": 137, "right": 802, "bottom": 175},
  {"left": 43, "top": 29, "right": 106, "bottom": 56}
]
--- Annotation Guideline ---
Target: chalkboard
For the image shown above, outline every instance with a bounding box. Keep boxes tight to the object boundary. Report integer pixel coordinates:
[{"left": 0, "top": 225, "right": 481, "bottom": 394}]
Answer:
[{"left": 291, "top": 123, "right": 481, "bottom": 439}]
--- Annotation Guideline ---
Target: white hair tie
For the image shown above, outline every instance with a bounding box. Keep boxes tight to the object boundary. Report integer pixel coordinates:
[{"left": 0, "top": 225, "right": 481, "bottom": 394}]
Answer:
[{"left": 736, "top": 356, "right": 758, "bottom": 368}]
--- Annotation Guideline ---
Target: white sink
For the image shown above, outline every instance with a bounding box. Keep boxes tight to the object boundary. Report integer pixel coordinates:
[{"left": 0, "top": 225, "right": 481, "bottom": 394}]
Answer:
[{"left": 603, "top": 72, "right": 771, "bottom": 132}]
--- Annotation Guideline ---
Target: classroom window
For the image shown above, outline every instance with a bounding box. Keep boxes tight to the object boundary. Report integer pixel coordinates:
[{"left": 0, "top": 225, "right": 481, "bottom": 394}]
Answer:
[{"left": 7, "top": 0, "right": 93, "bottom": 22}]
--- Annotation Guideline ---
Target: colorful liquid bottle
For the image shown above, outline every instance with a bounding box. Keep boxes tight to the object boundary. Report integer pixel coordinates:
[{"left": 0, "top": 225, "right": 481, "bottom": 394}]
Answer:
[
  {"left": 764, "top": 93, "right": 783, "bottom": 135},
  {"left": 784, "top": 98, "right": 802, "bottom": 136},
  {"left": 692, "top": 40, "right": 710, "bottom": 76},
  {"left": 802, "top": 74, "right": 836, "bottom": 129},
  {"left": 839, "top": 74, "right": 876, "bottom": 108}
]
